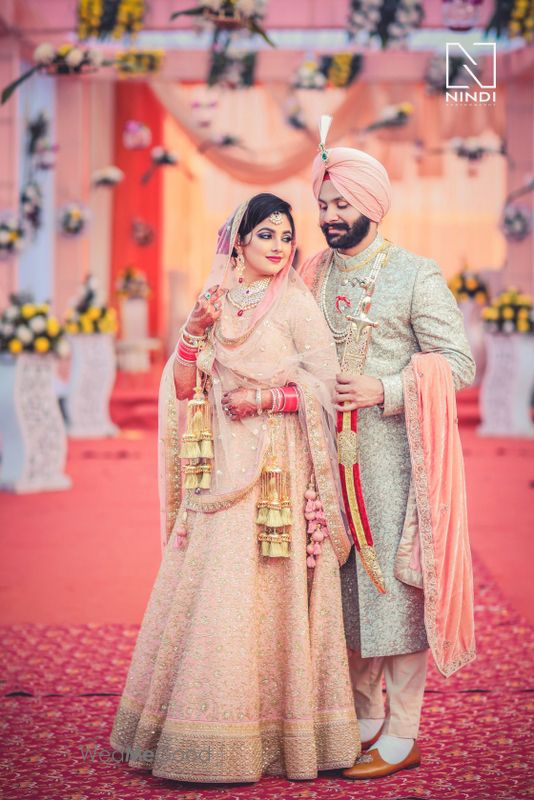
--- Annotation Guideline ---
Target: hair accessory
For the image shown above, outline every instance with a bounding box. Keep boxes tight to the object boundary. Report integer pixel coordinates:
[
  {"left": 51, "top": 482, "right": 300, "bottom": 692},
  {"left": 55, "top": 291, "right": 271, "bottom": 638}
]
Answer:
[
  {"left": 268, "top": 211, "right": 283, "bottom": 225},
  {"left": 318, "top": 114, "right": 333, "bottom": 163}
]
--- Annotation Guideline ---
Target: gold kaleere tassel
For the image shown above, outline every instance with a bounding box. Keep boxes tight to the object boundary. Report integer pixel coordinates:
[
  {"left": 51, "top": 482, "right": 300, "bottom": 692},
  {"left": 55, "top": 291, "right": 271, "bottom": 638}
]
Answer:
[
  {"left": 257, "top": 417, "right": 291, "bottom": 558},
  {"left": 179, "top": 366, "right": 214, "bottom": 492}
]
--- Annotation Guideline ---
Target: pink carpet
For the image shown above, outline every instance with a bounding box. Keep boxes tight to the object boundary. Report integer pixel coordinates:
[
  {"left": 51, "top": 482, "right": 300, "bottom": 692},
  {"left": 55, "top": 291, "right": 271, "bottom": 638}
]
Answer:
[{"left": 0, "top": 378, "right": 533, "bottom": 798}]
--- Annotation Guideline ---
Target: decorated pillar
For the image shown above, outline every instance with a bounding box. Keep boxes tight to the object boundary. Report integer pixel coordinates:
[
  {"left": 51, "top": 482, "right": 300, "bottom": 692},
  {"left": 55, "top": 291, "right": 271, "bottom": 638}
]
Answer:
[
  {"left": 54, "top": 79, "right": 91, "bottom": 317},
  {"left": 0, "top": 36, "right": 22, "bottom": 307},
  {"left": 502, "top": 70, "right": 534, "bottom": 295}
]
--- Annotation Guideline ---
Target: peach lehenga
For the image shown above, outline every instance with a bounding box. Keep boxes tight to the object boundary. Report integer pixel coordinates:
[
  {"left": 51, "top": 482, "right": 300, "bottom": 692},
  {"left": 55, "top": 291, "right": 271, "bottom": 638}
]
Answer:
[{"left": 110, "top": 202, "right": 359, "bottom": 783}]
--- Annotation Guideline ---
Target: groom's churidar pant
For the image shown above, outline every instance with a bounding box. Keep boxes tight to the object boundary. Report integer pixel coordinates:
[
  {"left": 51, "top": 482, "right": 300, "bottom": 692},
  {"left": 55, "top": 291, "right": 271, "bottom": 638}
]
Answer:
[{"left": 347, "top": 648, "right": 429, "bottom": 739}]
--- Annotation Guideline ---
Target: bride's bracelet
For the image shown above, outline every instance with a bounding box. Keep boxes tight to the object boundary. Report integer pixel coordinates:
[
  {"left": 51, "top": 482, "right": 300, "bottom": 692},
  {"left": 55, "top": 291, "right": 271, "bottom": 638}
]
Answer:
[
  {"left": 175, "top": 335, "right": 199, "bottom": 367},
  {"left": 182, "top": 326, "right": 207, "bottom": 347},
  {"left": 270, "top": 384, "right": 299, "bottom": 413}
]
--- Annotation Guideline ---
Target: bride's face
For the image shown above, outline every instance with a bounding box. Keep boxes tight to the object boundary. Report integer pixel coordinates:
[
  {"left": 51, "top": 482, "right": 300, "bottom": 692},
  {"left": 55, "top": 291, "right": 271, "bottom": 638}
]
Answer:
[{"left": 238, "top": 214, "right": 293, "bottom": 283}]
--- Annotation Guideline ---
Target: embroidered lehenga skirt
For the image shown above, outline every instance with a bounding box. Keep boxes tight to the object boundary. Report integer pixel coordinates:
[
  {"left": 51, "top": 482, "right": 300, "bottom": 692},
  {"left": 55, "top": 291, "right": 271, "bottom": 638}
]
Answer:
[{"left": 110, "top": 415, "right": 359, "bottom": 783}]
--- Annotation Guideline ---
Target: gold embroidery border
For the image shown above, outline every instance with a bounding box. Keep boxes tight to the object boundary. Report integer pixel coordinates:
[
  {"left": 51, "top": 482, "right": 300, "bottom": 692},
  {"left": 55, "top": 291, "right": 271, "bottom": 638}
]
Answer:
[
  {"left": 160, "top": 362, "right": 182, "bottom": 547},
  {"left": 403, "top": 363, "right": 476, "bottom": 677}
]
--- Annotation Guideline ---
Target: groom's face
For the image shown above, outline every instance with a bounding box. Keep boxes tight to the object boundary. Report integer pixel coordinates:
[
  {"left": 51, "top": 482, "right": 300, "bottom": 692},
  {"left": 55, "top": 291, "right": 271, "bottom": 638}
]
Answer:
[{"left": 317, "top": 180, "right": 370, "bottom": 249}]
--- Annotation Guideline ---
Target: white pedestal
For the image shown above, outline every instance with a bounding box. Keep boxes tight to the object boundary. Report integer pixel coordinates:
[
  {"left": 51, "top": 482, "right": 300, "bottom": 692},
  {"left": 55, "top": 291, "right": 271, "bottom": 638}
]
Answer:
[
  {"left": 66, "top": 334, "right": 118, "bottom": 438},
  {"left": 117, "top": 297, "right": 151, "bottom": 372},
  {"left": 0, "top": 353, "right": 71, "bottom": 492},
  {"left": 479, "top": 333, "right": 534, "bottom": 437},
  {"left": 459, "top": 299, "right": 486, "bottom": 386}
]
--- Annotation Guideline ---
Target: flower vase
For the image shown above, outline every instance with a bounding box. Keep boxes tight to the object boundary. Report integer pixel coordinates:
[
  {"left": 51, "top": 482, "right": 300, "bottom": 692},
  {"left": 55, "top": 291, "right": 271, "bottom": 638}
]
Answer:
[
  {"left": 117, "top": 297, "right": 150, "bottom": 372},
  {"left": 0, "top": 353, "right": 71, "bottom": 492},
  {"left": 478, "top": 333, "right": 534, "bottom": 437},
  {"left": 459, "top": 299, "right": 486, "bottom": 386},
  {"left": 65, "top": 333, "right": 118, "bottom": 437}
]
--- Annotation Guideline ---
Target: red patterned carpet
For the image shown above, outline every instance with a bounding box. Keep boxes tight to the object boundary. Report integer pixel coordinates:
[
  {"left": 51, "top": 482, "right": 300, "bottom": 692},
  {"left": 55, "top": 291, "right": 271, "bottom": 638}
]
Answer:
[
  {"left": 1, "top": 555, "right": 533, "bottom": 800},
  {"left": 1, "top": 379, "right": 533, "bottom": 799}
]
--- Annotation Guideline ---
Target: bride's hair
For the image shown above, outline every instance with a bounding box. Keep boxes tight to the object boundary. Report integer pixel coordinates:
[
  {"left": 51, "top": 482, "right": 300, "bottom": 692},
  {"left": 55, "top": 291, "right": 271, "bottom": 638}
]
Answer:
[{"left": 234, "top": 193, "right": 295, "bottom": 254}]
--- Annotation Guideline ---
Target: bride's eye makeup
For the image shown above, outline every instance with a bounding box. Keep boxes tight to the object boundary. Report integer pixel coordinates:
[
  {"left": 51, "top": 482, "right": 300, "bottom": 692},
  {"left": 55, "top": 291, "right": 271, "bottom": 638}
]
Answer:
[{"left": 256, "top": 228, "right": 293, "bottom": 242}]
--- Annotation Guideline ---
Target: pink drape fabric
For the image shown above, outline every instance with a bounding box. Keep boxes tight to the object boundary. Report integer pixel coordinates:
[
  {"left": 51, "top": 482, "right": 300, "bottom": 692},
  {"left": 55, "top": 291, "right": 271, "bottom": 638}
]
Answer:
[{"left": 402, "top": 352, "right": 476, "bottom": 677}]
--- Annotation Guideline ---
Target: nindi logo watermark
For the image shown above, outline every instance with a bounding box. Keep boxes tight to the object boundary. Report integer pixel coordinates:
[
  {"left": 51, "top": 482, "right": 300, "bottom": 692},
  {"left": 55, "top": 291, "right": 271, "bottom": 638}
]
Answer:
[{"left": 446, "top": 42, "right": 497, "bottom": 105}]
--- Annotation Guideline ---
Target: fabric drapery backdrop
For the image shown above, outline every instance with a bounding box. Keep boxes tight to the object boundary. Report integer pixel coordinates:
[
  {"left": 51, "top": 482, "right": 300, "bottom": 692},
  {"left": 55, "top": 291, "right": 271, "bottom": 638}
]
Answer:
[
  {"left": 156, "top": 80, "right": 506, "bottom": 321},
  {"left": 111, "top": 83, "right": 164, "bottom": 337}
]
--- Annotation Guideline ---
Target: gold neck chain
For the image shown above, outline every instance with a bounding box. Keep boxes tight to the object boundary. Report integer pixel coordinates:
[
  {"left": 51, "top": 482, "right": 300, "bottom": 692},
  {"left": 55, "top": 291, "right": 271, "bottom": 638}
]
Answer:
[{"left": 333, "top": 239, "right": 389, "bottom": 273}]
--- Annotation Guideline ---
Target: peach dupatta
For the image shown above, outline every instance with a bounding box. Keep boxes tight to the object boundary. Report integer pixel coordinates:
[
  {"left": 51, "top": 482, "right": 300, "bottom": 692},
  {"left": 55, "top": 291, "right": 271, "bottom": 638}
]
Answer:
[{"left": 398, "top": 352, "right": 476, "bottom": 677}]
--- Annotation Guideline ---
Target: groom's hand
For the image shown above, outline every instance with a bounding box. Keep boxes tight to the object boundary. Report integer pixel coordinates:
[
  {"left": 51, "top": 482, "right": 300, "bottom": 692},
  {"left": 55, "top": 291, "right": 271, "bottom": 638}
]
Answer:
[{"left": 333, "top": 374, "right": 384, "bottom": 411}]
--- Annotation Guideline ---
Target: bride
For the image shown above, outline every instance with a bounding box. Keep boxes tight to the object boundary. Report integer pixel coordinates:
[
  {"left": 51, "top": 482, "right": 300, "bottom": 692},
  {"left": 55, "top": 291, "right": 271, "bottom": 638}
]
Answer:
[{"left": 110, "top": 193, "right": 360, "bottom": 783}]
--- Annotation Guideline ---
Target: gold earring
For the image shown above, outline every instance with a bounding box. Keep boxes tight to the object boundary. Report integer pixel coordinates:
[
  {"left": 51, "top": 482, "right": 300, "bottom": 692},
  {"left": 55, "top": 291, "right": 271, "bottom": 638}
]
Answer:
[{"left": 235, "top": 251, "right": 245, "bottom": 284}]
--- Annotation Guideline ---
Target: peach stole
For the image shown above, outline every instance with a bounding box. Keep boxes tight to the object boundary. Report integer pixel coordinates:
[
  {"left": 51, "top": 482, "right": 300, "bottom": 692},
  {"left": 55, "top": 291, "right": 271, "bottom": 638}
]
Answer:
[{"left": 398, "top": 352, "right": 476, "bottom": 677}]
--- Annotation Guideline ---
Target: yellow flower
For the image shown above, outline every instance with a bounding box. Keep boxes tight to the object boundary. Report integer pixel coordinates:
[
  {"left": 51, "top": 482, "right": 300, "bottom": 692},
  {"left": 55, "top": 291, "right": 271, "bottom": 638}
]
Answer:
[
  {"left": 502, "top": 307, "right": 514, "bottom": 319},
  {"left": 517, "top": 319, "right": 530, "bottom": 332},
  {"left": 398, "top": 102, "right": 413, "bottom": 115},
  {"left": 57, "top": 44, "right": 73, "bottom": 56},
  {"left": 21, "top": 303, "right": 36, "bottom": 318},
  {"left": 475, "top": 291, "right": 487, "bottom": 304},
  {"left": 37, "top": 303, "right": 50, "bottom": 314},
  {"left": 482, "top": 308, "right": 498, "bottom": 320},
  {"left": 66, "top": 321, "right": 79, "bottom": 334},
  {"left": 518, "top": 308, "right": 529, "bottom": 319},
  {"left": 80, "top": 318, "right": 93, "bottom": 334},
  {"left": 34, "top": 336, "right": 50, "bottom": 353},
  {"left": 47, "top": 317, "right": 60, "bottom": 336},
  {"left": 87, "top": 306, "right": 101, "bottom": 320},
  {"left": 8, "top": 338, "right": 23, "bottom": 354},
  {"left": 466, "top": 278, "right": 478, "bottom": 290},
  {"left": 517, "top": 293, "right": 532, "bottom": 306}
]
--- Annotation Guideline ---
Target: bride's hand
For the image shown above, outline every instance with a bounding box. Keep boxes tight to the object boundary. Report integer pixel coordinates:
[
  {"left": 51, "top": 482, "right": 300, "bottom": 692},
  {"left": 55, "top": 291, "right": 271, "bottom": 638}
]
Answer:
[
  {"left": 221, "top": 388, "right": 259, "bottom": 421},
  {"left": 186, "top": 285, "right": 226, "bottom": 337}
]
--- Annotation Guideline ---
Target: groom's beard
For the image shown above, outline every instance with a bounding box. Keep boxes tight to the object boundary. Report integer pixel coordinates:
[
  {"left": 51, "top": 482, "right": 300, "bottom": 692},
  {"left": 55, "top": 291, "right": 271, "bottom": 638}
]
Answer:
[{"left": 320, "top": 215, "right": 371, "bottom": 250}]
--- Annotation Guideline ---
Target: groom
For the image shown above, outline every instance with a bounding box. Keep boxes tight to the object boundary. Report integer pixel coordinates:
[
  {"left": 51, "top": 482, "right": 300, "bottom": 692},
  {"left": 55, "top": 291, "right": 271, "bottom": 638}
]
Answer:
[{"left": 298, "top": 138, "right": 476, "bottom": 778}]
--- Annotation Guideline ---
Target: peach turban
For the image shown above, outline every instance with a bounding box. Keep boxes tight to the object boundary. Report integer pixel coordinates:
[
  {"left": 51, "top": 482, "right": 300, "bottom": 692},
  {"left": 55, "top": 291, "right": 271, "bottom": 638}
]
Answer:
[{"left": 311, "top": 146, "right": 392, "bottom": 223}]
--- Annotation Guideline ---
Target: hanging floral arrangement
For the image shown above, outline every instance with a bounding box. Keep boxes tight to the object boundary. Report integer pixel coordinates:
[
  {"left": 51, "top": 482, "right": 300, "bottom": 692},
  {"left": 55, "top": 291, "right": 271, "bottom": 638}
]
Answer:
[
  {"left": 449, "top": 137, "right": 506, "bottom": 176},
  {"left": 59, "top": 203, "right": 89, "bottom": 237},
  {"left": 92, "top": 166, "right": 125, "bottom": 187},
  {"left": 116, "top": 266, "right": 151, "bottom": 299},
  {"left": 500, "top": 204, "right": 532, "bottom": 242},
  {"left": 1, "top": 44, "right": 104, "bottom": 105},
  {"left": 486, "top": 0, "right": 534, "bottom": 41},
  {"left": 0, "top": 294, "right": 69, "bottom": 357},
  {"left": 123, "top": 120, "right": 152, "bottom": 150},
  {"left": 448, "top": 270, "right": 489, "bottom": 304},
  {"left": 114, "top": 49, "right": 164, "bottom": 75},
  {"left": 365, "top": 102, "right": 413, "bottom": 132},
  {"left": 20, "top": 182, "right": 43, "bottom": 233},
  {"left": 141, "top": 147, "right": 179, "bottom": 185},
  {"left": 292, "top": 53, "right": 363, "bottom": 90},
  {"left": 170, "top": 1, "right": 275, "bottom": 49},
  {"left": 208, "top": 49, "right": 256, "bottom": 88},
  {"left": 77, "top": 0, "right": 145, "bottom": 40},
  {"left": 482, "top": 288, "right": 533, "bottom": 334},
  {"left": 131, "top": 218, "right": 155, "bottom": 247},
  {"left": 0, "top": 217, "right": 25, "bottom": 258},
  {"left": 64, "top": 276, "right": 118, "bottom": 336},
  {"left": 198, "top": 133, "right": 246, "bottom": 153},
  {"left": 442, "top": 0, "right": 484, "bottom": 31},
  {"left": 348, "top": 0, "right": 424, "bottom": 48}
]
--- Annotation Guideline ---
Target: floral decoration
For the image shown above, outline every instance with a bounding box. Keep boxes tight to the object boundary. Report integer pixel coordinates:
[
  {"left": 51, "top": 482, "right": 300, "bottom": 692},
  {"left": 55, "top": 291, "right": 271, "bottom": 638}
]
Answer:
[
  {"left": 77, "top": 0, "right": 145, "bottom": 40},
  {"left": 59, "top": 203, "right": 89, "bottom": 237},
  {"left": 448, "top": 269, "right": 489, "bottom": 304},
  {"left": 482, "top": 288, "right": 533, "bottom": 334},
  {"left": 116, "top": 266, "right": 151, "bottom": 299},
  {"left": 0, "top": 293, "right": 69, "bottom": 356},
  {"left": 348, "top": 0, "right": 425, "bottom": 48},
  {"left": 64, "top": 276, "right": 118, "bottom": 335}
]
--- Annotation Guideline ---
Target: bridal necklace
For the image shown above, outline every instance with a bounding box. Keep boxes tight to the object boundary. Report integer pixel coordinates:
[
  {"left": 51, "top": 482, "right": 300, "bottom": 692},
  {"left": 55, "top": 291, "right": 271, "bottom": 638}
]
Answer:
[{"left": 227, "top": 277, "right": 272, "bottom": 317}]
